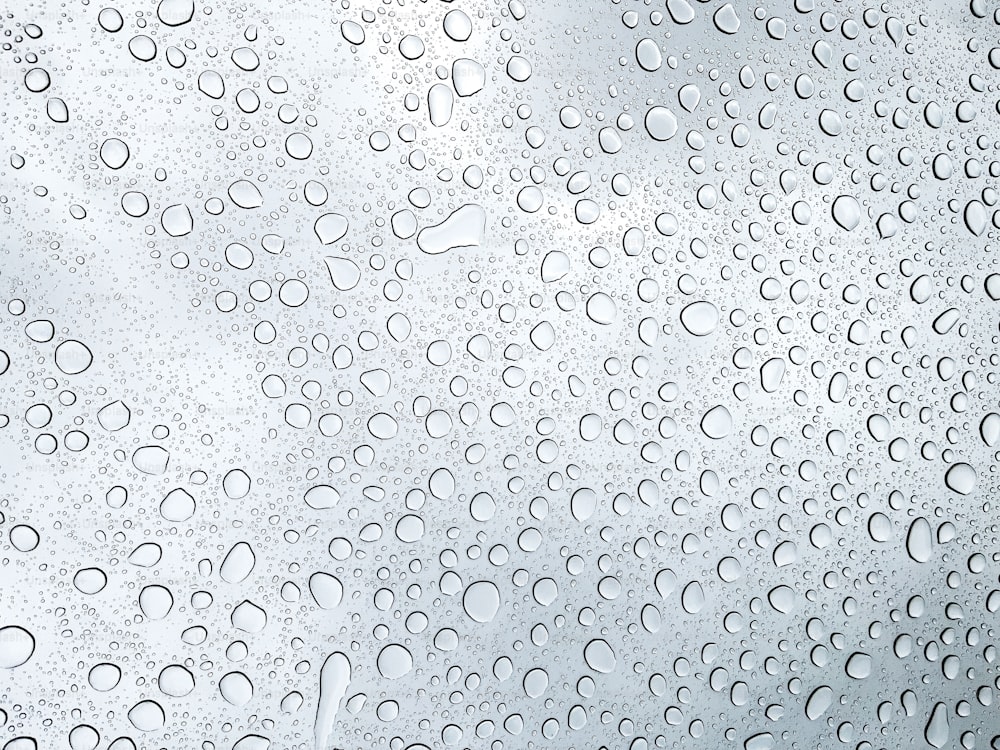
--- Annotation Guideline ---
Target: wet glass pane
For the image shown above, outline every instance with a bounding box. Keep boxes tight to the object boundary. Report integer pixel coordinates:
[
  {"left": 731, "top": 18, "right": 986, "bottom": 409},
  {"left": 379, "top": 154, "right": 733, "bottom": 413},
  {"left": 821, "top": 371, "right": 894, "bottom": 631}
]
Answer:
[{"left": 1, "top": 1, "right": 998, "bottom": 749}]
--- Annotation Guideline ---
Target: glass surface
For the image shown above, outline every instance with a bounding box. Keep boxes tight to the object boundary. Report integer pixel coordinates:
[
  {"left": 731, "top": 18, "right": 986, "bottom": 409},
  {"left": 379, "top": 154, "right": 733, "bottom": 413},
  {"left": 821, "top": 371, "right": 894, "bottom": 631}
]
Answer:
[{"left": 1, "top": 1, "right": 999, "bottom": 748}]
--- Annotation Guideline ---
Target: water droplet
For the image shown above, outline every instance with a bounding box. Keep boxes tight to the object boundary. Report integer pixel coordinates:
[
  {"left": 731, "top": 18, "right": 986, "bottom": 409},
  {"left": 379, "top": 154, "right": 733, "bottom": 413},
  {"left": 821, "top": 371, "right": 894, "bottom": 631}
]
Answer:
[
  {"left": 0, "top": 627, "right": 35, "bottom": 668},
  {"left": 583, "top": 639, "right": 617, "bottom": 673},
  {"left": 700, "top": 405, "right": 733, "bottom": 439},
  {"left": 925, "top": 702, "right": 949, "bottom": 748},
  {"left": 377, "top": 644, "right": 413, "bottom": 679},
  {"left": 99, "top": 138, "right": 129, "bottom": 169},
  {"left": 644, "top": 106, "right": 678, "bottom": 141},
  {"left": 463, "top": 581, "right": 501, "bottom": 623},
  {"left": 804, "top": 685, "right": 833, "bottom": 720},
  {"left": 680, "top": 301, "right": 719, "bottom": 335},
  {"left": 156, "top": 0, "right": 194, "bottom": 26},
  {"left": 944, "top": 462, "right": 977, "bottom": 495},
  {"left": 713, "top": 3, "right": 741, "bottom": 33}
]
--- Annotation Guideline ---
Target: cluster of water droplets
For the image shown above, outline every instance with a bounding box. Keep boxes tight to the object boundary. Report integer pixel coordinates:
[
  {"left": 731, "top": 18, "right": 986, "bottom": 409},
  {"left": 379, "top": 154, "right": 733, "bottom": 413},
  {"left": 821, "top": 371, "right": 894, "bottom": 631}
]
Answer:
[{"left": 1, "top": 0, "right": 1000, "bottom": 748}]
